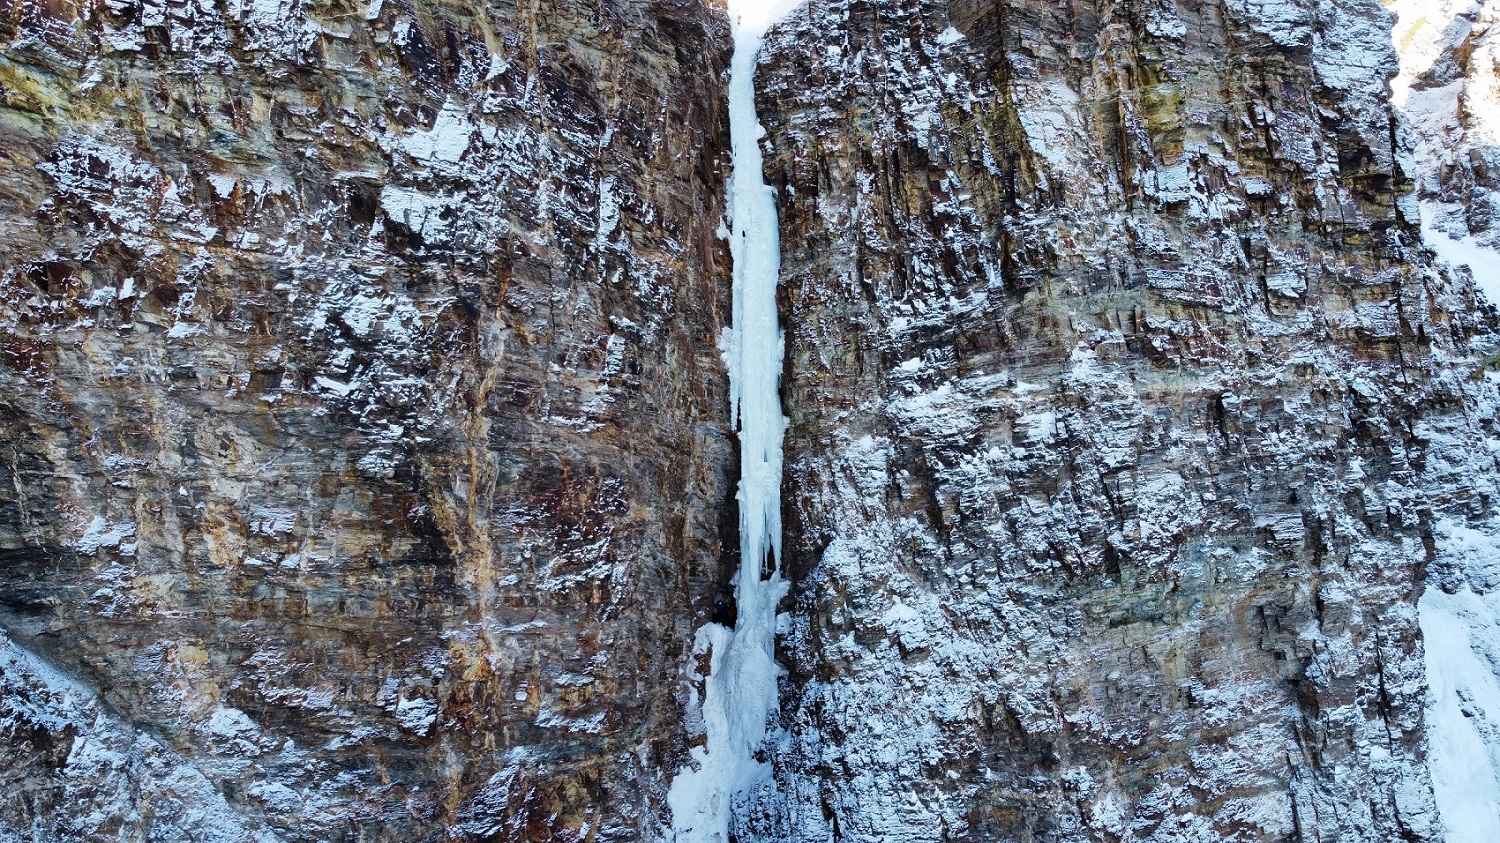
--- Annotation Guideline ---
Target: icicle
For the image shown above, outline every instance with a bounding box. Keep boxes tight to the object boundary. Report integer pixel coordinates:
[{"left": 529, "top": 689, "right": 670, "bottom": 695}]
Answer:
[{"left": 666, "top": 1, "right": 801, "bottom": 840}]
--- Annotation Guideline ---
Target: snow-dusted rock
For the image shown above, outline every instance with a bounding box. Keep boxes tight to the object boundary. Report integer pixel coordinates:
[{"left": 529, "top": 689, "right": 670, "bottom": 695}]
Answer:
[
  {"left": 748, "top": 0, "right": 1497, "bottom": 839},
  {"left": 3, "top": 0, "right": 1500, "bottom": 839},
  {"left": 0, "top": 0, "right": 735, "bottom": 838}
]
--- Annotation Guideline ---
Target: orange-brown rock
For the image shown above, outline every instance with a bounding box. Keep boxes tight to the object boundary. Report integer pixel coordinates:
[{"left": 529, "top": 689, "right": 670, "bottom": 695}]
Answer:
[{"left": 0, "top": 0, "right": 734, "bottom": 838}]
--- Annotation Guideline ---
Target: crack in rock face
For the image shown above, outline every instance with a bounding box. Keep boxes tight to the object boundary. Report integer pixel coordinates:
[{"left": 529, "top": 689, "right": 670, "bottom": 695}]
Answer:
[
  {"left": 2, "top": 0, "right": 1500, "bottom": 840},
  {"left": 666, "top": 2, "right": 800, "bottom": 840}
]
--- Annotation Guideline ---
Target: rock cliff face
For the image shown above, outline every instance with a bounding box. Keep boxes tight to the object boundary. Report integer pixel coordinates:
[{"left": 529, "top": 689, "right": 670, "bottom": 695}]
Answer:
[
  {"left": 751, "top": 0, "right": 1498, "bottom": 839},
  {"left": 1387, "top": 3, "right": 1500, "bottom": 837},
  {"left": 0, "top": 0, "right": 733, "bottom": 839},
  {"left": 1389, "top": 0, "right": 1500, "bottom": 254},
  {"left": 4, "top": 0, "right": 1500, "bottom": 840}
]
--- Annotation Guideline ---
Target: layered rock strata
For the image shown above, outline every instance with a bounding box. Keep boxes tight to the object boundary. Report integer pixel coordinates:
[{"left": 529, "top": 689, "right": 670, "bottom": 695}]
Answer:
[
  {"left": 0, "top": 0, "right": 733, "bottom": 838},
  {"left": 751, "top": 0, "right": 1499, "bottom": 839},
  {"left": 4, "top": 0, "right": 1500, "bottom": 840}
]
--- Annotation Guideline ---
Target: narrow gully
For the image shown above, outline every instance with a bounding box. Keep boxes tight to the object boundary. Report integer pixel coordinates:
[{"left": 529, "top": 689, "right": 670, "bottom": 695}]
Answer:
[{"left": 666, "top": 1, "right": 801, "bottom": 840}]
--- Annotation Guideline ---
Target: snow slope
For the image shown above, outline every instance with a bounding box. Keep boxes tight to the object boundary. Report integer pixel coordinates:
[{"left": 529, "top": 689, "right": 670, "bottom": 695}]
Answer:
[
  {"left": 1419, "top": 579, "right": 1500, "bottom": 843},
  {"left": 1422, "top": 205, "right": 1500, "bottom": 303}
]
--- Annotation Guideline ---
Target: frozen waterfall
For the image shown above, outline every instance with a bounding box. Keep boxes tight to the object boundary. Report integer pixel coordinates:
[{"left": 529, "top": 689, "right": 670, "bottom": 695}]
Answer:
[{"left": 666, "top": 1, "right": 801, "bottom": 840}]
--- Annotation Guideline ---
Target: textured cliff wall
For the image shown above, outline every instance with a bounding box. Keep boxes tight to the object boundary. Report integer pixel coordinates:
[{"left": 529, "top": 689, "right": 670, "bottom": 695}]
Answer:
[
  {"left": 0, "top": 0, "right": 732, "bottom": 839},
  {"left": 5, "top": 0, "right": 1500, "bottom": 839},
  {"left": 1387, "top": 2, "right": 1500, "bottom": 837},
  {"left": 751, "top": 0, "right": 1499, "bottom": 839},
  {"left": 1389, "top": 0, "right": 1500, "bottom": 261}
]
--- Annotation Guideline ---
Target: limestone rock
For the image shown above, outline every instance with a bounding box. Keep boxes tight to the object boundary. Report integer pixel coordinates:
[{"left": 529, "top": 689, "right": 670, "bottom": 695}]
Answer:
[
  {"left": 748, "top": 0, "right": 1496, "bottom": 839},
  {"left": 5, "top": 0, "right": 1500, "bottom": 840},
  {"left": 0, "top": 0, "right": 734, "bottom": 838}
]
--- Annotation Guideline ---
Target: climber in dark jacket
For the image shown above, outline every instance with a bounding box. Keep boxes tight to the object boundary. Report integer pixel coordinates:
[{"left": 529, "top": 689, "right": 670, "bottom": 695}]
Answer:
[{"left": 711, "top": 595, "right": 737, "bottom": 627}]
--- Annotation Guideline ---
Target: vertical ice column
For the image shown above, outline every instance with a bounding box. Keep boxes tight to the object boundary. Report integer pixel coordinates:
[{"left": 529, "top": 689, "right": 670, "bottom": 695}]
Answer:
[{"left": 667, "top": 1, "right": 801, "bottom": 841}]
